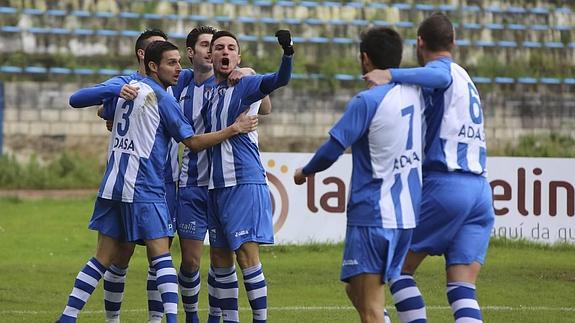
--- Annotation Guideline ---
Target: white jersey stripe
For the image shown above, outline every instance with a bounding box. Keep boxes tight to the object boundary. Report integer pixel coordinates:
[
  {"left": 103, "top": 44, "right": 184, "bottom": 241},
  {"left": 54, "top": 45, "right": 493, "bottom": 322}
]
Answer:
[
  {"left": 122, "top": 154, "right": 140, "bottom": 202},
  {"left": 102, "top": 151, "right": 121, "bottom": 199},
  {"left": 444, "top": 140, "right": 460, "bottom": 171},
  {"left": 219, "top": 88, "right": 236, "bottom": 188}
]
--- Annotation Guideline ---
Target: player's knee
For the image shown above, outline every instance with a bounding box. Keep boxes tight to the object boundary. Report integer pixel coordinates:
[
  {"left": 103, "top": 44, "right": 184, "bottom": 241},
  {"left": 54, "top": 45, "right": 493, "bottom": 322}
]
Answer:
[{"left": 181, "top": 255, "right": 201, "bottom": 272}]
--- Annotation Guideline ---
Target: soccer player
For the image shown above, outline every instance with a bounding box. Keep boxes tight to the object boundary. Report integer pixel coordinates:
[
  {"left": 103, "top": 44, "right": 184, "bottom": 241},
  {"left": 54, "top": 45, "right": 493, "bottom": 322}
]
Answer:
[
  {"left": 68, "top": 29, "right": 182, "bottom": 323},
  {"left": 57, "top": 40, "right": 258, "bottom": 323},
  {"left": 205, "top": 30, "right": 293, "bottom": 323},
  {"left": 364, "top": 13, "right": 495, "bottom": 323},
  {"left": 293, "top": 27, "right": 423, "bottom": 323}
]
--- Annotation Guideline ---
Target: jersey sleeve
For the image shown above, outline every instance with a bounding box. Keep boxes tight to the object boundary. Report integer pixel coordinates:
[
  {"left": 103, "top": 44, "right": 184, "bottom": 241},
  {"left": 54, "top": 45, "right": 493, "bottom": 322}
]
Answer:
[
  {"left": 69, "top": 75, "right": 129, "bottom": 108},
  {"left": 170, "top": 69, "right": 194, "bottom": 99},
  {"left": 159, "top": 96, "right": 195, "bottom": 143},
  {"left": 390, "top": 60, "right": 452, "bottom": 89},
  {"left": 328, "top": 94, "right": 376, "bottom": 149}
]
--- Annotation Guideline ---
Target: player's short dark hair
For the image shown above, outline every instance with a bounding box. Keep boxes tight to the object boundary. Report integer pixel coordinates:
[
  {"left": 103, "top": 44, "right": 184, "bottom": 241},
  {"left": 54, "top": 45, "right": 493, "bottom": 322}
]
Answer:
[
  {"left": 359, "top": 27, "right": 403, "bottom": 70},
  {"left": 417, "top": 12, "right": 454, "bottom": 52},
  {"left": 135, "top": 29, "right": 168, "bottom": 62},
  {"left": 144, "top": 40, "right": 179, "bottom": 75},
  {"left": 210, "top": 30, "right": 240, "bottom": 54},
  {"left": 186, "top": 25, "right": 218, "bottom": 49}
]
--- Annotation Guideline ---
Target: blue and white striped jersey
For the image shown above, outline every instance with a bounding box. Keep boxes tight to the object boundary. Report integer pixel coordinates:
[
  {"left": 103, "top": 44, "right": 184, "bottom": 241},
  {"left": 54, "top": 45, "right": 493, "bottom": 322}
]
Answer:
[
  {"left": 330, "top": 83, "right": 423, "bottom": 229},
  {"left": 98, "top": 77, "right": 195, "bottom": 203},
  {"left": 391, "top": 57, "right": 487, "bottom": 175},
  {"left": 94, "top": 73, "right": 180, "bottom": 184},
  {"left": 170, "top": 69, "right": 215, "bottom": 188},
  {"left": 207, "top": 76, "right": 265, "bottom": 189}
]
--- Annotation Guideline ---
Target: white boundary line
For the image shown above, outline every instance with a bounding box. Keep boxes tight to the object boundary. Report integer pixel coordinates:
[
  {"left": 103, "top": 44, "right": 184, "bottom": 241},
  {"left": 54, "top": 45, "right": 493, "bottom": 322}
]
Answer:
[{"left": 2, "top": 305, "right": 575, "bottom": 315}]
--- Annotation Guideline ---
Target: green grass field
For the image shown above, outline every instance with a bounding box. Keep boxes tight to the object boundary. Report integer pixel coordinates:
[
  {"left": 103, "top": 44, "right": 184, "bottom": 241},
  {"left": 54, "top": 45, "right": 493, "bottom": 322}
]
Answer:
[{"left": 1, "top": 197, "right": 574, "bottom": 322}]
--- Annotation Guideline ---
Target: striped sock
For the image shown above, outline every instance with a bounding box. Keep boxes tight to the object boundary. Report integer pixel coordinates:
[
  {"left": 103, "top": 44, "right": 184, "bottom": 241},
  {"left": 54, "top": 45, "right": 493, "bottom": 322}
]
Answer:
[
  {"left": 103, "top": 265, "right": 127, "bottom": 323},
  {"left": 384, "top": 309, "right": 391, "bottom": 323},
  {"left": 207, "top": 267, "right": 222, "bottom": 323},
  {"left": 151, "top": 253, "right": 179, "bottom": 323},
  {"left": 147, "top": 267, "right": 164, "bottom": 323},
  {"left": 59, "top": 257, "right": 107, "bottom": 323},
  {"left": 242, "top": 264, "right": 267, "bottom": 323},
  {"left": 208, "top": 266, "right": 239, "bottom": 323},
  {"left": 447, "top": 282, "right": 483, "bottom": 323},
  {"left": 390, "top": 274, "right": 427, "bottom": 323},
  {"left": 179, "top": 267, "right": 200, "bottom": 323}
]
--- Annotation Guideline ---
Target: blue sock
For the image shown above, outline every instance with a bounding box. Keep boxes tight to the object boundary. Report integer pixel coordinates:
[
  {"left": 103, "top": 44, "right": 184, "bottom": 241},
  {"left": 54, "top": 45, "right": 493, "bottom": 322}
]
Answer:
[
  {"left": 179, "top": 267, "right": 200, "bottom": 323},
  {"left": 147, "top": 267, "right": 164, "bottom": 322},
  {"left": 103, "top": 264, "right": 127, "bottom": 322},
  {"left": 447, "top": 282, "right": 483, "bottom": 322},
  {"left": 242, "top": 263, "right": 267, "bottom": 323},
  {"left": 390, "top": 274, "right": 427, "bottom": 323},
  {"left": 59, "top": 257, "right": 107, "bottom": 323},
  {"left": 151, "top": 253, "right": 179, "bottom": 323},
  {"left": 207, "top": 267, "right": 222, "bottom": 323},
  {"left": 208, "top": 266, "right": 239, "bottom": 323}
]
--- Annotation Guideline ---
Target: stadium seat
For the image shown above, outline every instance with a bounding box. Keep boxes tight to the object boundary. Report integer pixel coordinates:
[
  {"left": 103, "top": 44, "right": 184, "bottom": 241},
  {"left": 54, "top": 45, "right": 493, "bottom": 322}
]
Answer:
[
  {"left": 332, "top": 37, "right": 354, "bottom": 44},
  {"left": 0, "top": 6, "right": 17, "bottom": 14},
  {"left": 517, "top": 77, "right": 538, "bottom": 84},
  {"left": 405, "top": 39, "right": 417, "bottom": 46},
  {"left": 121, "top": 30, "right": 140, "bottom": 37},
  {"left": 335, "top": 74, "right": 357, "bottom": 81},
  {"left": 143, "top": 13, "right": 163, "bottom": 20},
  {"left": 415, "top": 4, "right": 435, "bottom": 11},
  {"left": 189, "top": 15, "right": 209, "bottom": 22},
  {"left": 328, "top": 19, "right": 346, "bottom": 26},
  {"left": 300, "top": 1, "right": 319, "bottom": 8},
  {"left": 1, "top": 26, "right": 21, "bottom": 33},
  {"left": 392, "top": 3, "right": 411, "bottom": 10},
  {"left": 122, "top": 69, "right": 137, "bottom": 75},
  {"left": 554, "top": 25, "right": 571, "bottom": 31},
  {"left": 99, "top": 68, "right": 120, "bottom": 76},
  {"left": 540, "top": 78, "right": 561, "bottom": 85},
  {"left": 530, "top": 24, "right": 548, "bottom": 31},
  {"left": 262, "top": 36, "right": 276, "bottom": 43},
  {"left": 238, "top": 35, "right": 258, "bottom": 42},
  {"left": 508, "top": 24, "right": 527, "bottom": 30},
  {"left": 238, "top": 16, "right": 258, "bottom": 23},
  {"left": 214, "top": 16, "right": 231, "bottom": 23},
  {"left": 485, "top": 23, "right": 504, "bottom": 30},
  {"left": 74, "top": 68, "right": 95, "bottom": 75},
  {"left": 396, "top": 21, "right": 414, "bottom": 28},
  {"left": 167, "top": 32, "right": 186, "bottom": 39},
  {"left": 28, "top": 27, "right": 50, "bottom": 34},
  {"left": 261, "top": 17, "right": 280, "bottom": 24},
  {"left": 22, "top": 8, "right": 43, "bottom": 15},
  {"left": 544, "top": 42, "right": 564, "bottom": 48},
  {"left": 564, "top": 78, "right": 575, "bottom": 85},
  {"left": 456, "top": 39, "right": 471, "bottom": 47},
  {"left": 368, "top": 3, "right": 387, "bottom": 10},
  {"left": 507, "top": 6, "right": 526, "bottom": 14},
  {"left": 283, "top": 18, "right": 301, "bottom": 25},
  {"left": 70, "top": 10, "right": 91, "bottom": 17},
  {"left": 569, "top": 43, "right": 575, "bottom": 49},
  {"left": 475, "top": 40, "right": 496, "bottom": 47},
  {"left": 352, "top": 19, "right": 369, "bottom": 26},
  {"left": 95, "top": 12, "right": 115, "bottom": 18},
  {"left": 304, "top": 18, "right": 323, "bottom": 25},
  {"left": 438, "top": 4, "right": 456, "bottom": 12},
  {"left": 530, "top": 7, "right": 549, "bottom": 14},
  {"left": 50, "top": 67, "right": 72, "bottom": 74},
  {"left": 96, "top": 29, "right": 119, "bottom": 37},
  {"left": 119, "top": 12, "right": 141, "bottom": 19},
  {"left": 523, "top": 41, "right": 542, "bottom": 48},
  {"left": 46, "top": 9, "right": 66, "bottom": 16},
  {"left": 208, "top": 0, "right": 225, "bottom": 4},
  {"left": 0, "top": 66, "right": 22, "bottom": 73},
  {"left": 24, "top": 66, "right": 48, "bottom": 74},
  {"left": 52, "top": 28, "right": 71, "bottom": 35},
  {"left": 373, "top": 20, "right": 392, "bottom": 27},
  {"left": 291, "top": 73, "right": 306, "bottom": 80},
  {"left": 277, "top": 1, "right": 295, "bottom": 7},
  {"left": 494, "top": 77, "right": 514, "bottom": 84},
  {"left": 230, "top": 0, "right": 248, "bottom": 5},
  {"left": 555, "top": 7, "right": 572, "bottom": 14},
  {"left": 323, "top": 2, "right": 340, "bottom": 8},
  {"left": 463, "top": 5, "right": 481, "bottom": 12},
  {"left": 74, "top": 29, "right": 94, "bottom": 36},
  {"left": 308, "top": 37, "right": 329, "bottom": 44},
  {"left": 485, "top": 6, "right": 504, "bottom": 14},
  {"left": 345, "top": 2, "right": 363, "bottom": 9},
  {"left": 254, "top": 0, "right": 272, "bottom": 7},
  {"left": 497, "top": 41, "right": 518, "bottom": 47},
  {"left": 472, "top": 77, "right": 492, "bottom": 84},
  {"left": 463, "top": 23, "right": 481, "bottom": 30}
]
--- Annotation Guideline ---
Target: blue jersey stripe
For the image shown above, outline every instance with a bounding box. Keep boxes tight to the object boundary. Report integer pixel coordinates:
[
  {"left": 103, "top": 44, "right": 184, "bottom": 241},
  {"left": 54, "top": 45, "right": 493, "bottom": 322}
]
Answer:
[
  {"left": 457, "top": 142, "right": 469, "bottom": 171},
  {"left": 479, "top": 146, "right": 487, "bottom": 171},
  {"left": 111, "top": 153, "right": 130, "bottom": 200},
  {"left": 99, "top": 152, "right": 115, "bottom": 196},
  {"left": 407, "top": 167, "right": 421, "bottom": 222},
  {"left": 391, "top": 173, "right": 404, "bottom": 228}
]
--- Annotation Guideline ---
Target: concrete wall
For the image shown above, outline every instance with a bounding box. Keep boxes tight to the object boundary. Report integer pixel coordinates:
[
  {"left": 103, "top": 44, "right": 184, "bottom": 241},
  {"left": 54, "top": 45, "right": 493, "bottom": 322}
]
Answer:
[{"left": 2, "top": 81, "right": 575, "bottom": 158}]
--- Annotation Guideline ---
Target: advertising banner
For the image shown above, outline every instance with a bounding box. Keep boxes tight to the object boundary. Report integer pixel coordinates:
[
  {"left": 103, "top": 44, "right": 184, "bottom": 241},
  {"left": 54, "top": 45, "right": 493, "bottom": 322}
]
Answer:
[{"left": 262, "top": 153, "right": 575, "bottom": 244}]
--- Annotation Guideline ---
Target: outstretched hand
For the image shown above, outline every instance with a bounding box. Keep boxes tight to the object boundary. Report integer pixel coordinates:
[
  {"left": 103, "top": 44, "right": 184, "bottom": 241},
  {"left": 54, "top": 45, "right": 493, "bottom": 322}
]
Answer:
[
  {"left": 120, "top": 84, "right": 139, "bottom": 101},
  {"left": 233, "top": 111, "right": 258, "bottom": 134},
  {"left": 275, "top": 30, "right": 294, "bottom": 56},
  {"left": 293, "top": 167, "right": 308, "bottom": 185},
  {"left": 362, "top": 69, "right": 392, "bottom": 88}
]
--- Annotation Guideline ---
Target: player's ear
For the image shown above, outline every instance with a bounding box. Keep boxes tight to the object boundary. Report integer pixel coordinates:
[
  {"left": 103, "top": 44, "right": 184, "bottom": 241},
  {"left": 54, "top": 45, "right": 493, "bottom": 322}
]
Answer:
[
  {"left": 137, "top": 48, "right": 145, "bottom": 62},
  {"left": 187, "top": 47, "right": 194, "bottom": 59},
  {"left": 237, "top": 54, "right": 241, "bottom": 65},
  {"left": 148, "top": 61, "right": 159, "bottom": 74},
  {"left": 416, "top": 36, "right": 425, "bottom": 50}
]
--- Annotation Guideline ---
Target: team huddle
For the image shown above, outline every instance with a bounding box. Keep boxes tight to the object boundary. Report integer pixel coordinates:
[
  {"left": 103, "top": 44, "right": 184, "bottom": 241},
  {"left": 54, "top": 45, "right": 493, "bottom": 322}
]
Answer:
[{"left": 57, "top": 12, "right": 494, "bottom": 323}]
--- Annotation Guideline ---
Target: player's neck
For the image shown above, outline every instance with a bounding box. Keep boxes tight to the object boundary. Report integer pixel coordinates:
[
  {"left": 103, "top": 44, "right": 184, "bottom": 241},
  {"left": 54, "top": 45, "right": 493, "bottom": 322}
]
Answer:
[
  {"left": 426, "top": 51, "right": 452, "bottom": 64},
  {"left": 194, "top": 68, "right": 214, "bottom": 85}
]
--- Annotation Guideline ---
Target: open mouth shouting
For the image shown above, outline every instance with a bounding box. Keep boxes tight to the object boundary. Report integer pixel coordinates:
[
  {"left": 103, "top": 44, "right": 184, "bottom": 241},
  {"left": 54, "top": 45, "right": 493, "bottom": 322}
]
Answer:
[{"left": 220, "top": 57, "right": 231, "bottom": 71}]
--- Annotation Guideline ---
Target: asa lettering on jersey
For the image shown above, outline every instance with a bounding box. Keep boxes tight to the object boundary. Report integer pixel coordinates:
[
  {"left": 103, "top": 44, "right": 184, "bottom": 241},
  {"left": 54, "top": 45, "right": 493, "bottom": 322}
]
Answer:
[
  {"left": 457, "top": 124, "right": 485, "bottom": 142},
  {"left": 113, "top": 136, "right": 135, "bottom": 152},
  {"left": 393, "top": 150, "right": 421, "bottom": 171}
]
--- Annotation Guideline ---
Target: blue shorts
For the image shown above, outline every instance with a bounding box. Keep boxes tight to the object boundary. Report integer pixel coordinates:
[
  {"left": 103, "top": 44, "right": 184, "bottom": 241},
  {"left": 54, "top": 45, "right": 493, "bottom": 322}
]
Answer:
[
  {"left": 410, "top": 171, "right": 495, "bottom": 266},
  {"left": 341, "top": 226, "right": 412, "bottom": 283},
  {"left": 177, "top": 186, "right": 209, "bottom": 240},
  {"left": 165, "top": 181, "right": 178, "bottom": 229},
  {"left": 89, "top": 198, "right": 175, "bottom": 243},
  {"left": 208, "top": 184, "right": 274, "bottom": 251}
]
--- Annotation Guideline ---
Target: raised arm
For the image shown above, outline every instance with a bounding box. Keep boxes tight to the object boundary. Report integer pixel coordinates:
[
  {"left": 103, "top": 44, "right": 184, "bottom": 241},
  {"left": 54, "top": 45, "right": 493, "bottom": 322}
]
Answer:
[
  {"left": 363, "top": 60, "right": 451, "bottom": 89},
  {"left": 258, "top": 30, "right": 294, "bottom": 95},
  {"left": 69, "top": 76, "right": 135, "bottom": 108},
  {"left": 294, "top": 137, "right": 345, "bottom": 184}
]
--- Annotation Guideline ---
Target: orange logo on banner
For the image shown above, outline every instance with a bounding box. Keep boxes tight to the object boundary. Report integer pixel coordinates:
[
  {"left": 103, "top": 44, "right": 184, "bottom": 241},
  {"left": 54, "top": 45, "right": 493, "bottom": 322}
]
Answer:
[{"left": 267, "top": 159, "right": 289, "bottom": 233}]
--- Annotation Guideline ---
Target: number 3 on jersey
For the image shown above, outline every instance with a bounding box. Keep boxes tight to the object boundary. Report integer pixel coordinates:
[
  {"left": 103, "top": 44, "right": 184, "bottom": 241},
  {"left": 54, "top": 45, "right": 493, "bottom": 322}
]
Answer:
[{"left": 117, "top": 100, "right": 134, "bottom": 136}]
